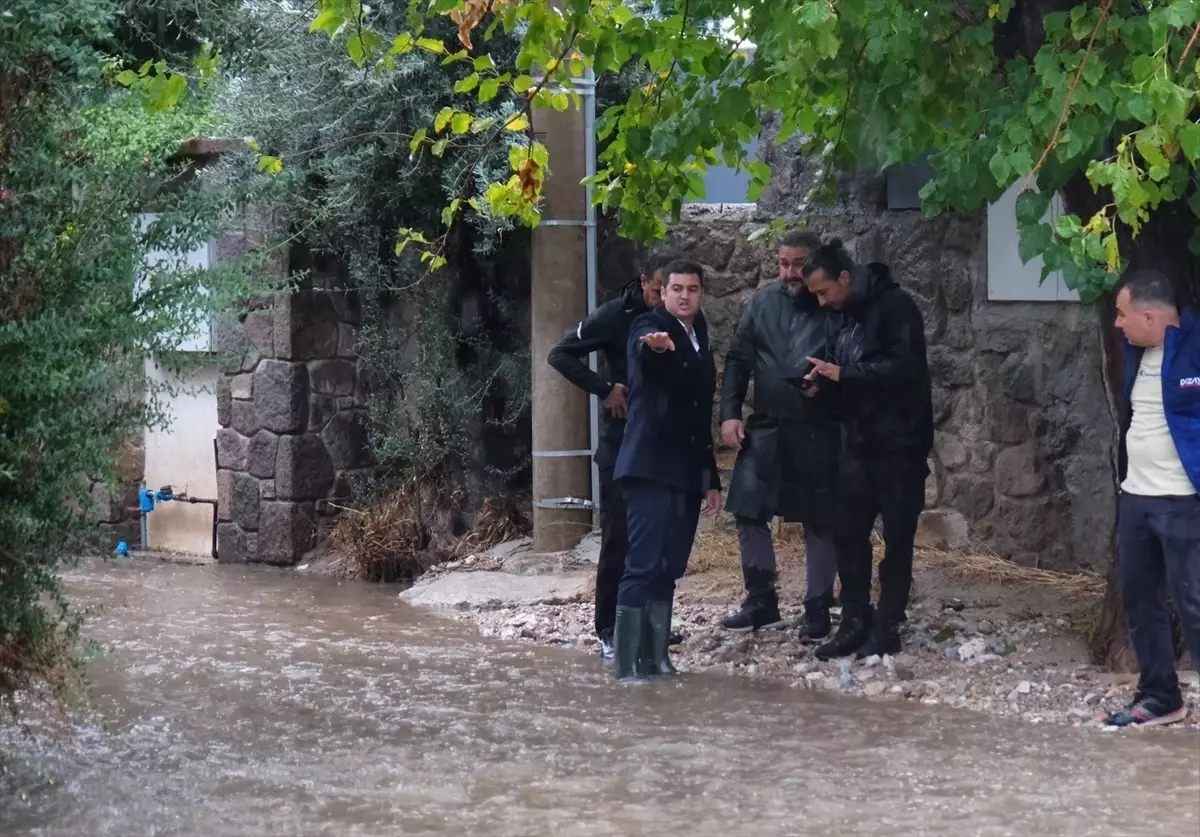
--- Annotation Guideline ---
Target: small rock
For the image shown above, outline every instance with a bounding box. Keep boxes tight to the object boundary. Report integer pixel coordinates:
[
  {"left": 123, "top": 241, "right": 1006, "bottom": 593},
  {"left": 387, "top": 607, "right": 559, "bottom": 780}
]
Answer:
[
  {"left": 893, "top": 663, "right": 915, "bottom": 682},
  {"left": 1017, "top": 680, "right": 1032, "bottom": 694},
  {"left": 864, "top": 681, "right": 887, "bottom": 697},
  {"left": 957, "top": 637, "right": 988, "bottom": 661},
  {"left": 858, "top": 669, "right": 877, "bottom": 681},
  {"left": 805, "top": 671, "right": 825, "bottom": 685},
  {"left": 824, "top": 676, "right": 841, "bottom": 691},
  {"left": 1069, "top": 708, "right": 1089, "bottom": 720},
  {"left": 977, "top": 619, "right": 994, "bottom": 634},
  {"left": 890, "top": 684, "right": 910, "bottom": 696},
  {"left": 861, "top": 654, "right": 882, "bottom": 668},
  {"left": 944, "top": 647, "right": 960, "bottom": 661},
  {"left": 943, "top": 598, "right": 966, "bottom": 611}
]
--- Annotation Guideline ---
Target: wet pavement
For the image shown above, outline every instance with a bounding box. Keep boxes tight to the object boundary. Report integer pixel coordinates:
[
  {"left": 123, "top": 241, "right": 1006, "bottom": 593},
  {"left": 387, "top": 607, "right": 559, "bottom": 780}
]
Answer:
[{"left": 1, "top": 558, "right": 1197, "bottom": 836}]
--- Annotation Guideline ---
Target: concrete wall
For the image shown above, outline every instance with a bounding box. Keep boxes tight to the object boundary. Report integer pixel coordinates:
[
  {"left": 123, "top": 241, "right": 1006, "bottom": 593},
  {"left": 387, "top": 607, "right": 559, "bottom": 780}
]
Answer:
[{"left": 143, "top": 359, "right": 221, "bottom": 555}]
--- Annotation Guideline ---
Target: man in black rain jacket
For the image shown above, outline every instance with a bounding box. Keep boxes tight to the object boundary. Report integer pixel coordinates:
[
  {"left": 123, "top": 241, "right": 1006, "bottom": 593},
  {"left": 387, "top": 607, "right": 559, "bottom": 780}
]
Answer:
[
  {"left": 802, "top": 239, "right": 933, "bottom": 661},
  {"left": 719, "top": 230, "right": 841, "bottom": 639},
  {"left": 547, "top": 248, "right": 682, "bottom": 658}
]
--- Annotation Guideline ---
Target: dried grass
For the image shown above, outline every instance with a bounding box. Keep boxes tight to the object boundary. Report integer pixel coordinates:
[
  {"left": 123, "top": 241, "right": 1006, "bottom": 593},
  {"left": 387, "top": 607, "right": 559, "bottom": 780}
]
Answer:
[
  {"left": 324, "top": 487, "right": 532, "bottom": 583},
  {"left": 684, "top": 520, "right": 1105, "bottom": 600}
]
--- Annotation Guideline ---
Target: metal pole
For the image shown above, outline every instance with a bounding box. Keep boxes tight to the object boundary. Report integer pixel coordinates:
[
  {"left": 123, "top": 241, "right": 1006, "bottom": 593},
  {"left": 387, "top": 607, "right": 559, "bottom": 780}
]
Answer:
[{"left": 583, "top": 67, "right": 600, "bottom": 532}]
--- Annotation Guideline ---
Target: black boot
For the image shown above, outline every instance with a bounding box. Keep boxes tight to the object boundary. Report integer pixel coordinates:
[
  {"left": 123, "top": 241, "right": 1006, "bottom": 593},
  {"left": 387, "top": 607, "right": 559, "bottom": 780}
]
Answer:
[
  {"left": 795, "top": 594, "right": 832, "bottom": 642},
  {"left": 815, "top": 606, "right": 873, "bottom": 661},
  {"left": 613, "top": 605, "right": 648, "bottom": 681},
  {"left": 645, "top": 600, "right": 678, "bottom": 675},
  {"left": 722, "top": 567, "right": 784, "bottom": 632},
  {"left": 856, "top": 619, "right": 901, "bottom": 659}
]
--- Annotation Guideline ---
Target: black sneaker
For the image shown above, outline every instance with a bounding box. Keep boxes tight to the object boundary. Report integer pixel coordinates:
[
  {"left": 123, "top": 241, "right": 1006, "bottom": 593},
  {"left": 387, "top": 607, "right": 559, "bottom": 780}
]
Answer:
[
  {"left": 668, "top": 631, "right": 684, "bottom": 647},
  {"left": 856, "top": 621, "right": 901, "bottom": 659},
  {"left": 795, "top": 595, "right": 832, "bottom": 642},
  {"left": 1105, "top": 697, "right": 1189, "bottom": 728},
  {"left": 814, "top": 609, "right": 873, "bottom": 661},
  {"left": 722, "top": 593, "right": 785, "bottom": 633},
  {"left": 597, "top": 628, "right": 614, "bottom": 661}
]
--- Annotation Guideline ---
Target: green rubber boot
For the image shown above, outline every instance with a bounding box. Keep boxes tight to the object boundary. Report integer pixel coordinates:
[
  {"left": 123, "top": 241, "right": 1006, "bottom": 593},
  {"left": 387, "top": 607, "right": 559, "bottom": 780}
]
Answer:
[
  {"left": 646, "top": 599, "right": 679, "bottom": 675},
  {"left": 613, "top": 605, "right": 648, "bottom": 681}
]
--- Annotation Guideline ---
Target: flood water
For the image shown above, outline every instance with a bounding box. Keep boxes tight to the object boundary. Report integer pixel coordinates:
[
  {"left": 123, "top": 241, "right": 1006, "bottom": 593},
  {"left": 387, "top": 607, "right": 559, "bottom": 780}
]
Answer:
[{"left": 1, "top": 559, "right": 1198, "bottom": 837}]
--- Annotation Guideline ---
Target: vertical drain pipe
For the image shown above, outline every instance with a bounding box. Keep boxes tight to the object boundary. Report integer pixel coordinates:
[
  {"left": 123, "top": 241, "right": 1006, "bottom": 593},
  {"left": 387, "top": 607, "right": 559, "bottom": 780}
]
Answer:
[{"left": 583, "top": 67, "right": 600, "bottom": 530}]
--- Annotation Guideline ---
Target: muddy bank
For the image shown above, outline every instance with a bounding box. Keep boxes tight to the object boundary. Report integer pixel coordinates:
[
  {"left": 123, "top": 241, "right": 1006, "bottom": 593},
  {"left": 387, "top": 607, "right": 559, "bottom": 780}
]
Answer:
[{"left": 408, "top": 534, "right": 1200, "bottom": 731}]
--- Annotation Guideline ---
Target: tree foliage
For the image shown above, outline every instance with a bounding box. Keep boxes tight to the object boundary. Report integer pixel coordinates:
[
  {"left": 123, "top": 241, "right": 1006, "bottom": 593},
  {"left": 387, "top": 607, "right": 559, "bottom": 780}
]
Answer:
[
  {"left": 0, "top": 0, "right": 272, "bottom": 714},
  {"left": 304, "top": 0, "right": 1199, "bottom": 302}
]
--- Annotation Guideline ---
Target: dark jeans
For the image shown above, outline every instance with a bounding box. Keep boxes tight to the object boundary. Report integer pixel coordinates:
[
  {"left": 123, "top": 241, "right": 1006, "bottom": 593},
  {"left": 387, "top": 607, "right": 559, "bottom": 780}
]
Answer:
[
  {"left": 834, "top": 450, "right": 928, "bottom": 624},
  {"left": 617, "top": 478, "right": 702, "bottom": 608},
  {"left": 594, "top": 468, "right": 629, "bottom": 636},
  {"left": 736, "top": 512, "right": 838, "bottom": 600},
  {"left": 1118, "top": 492, "right": 1200, "bottom": 706}
]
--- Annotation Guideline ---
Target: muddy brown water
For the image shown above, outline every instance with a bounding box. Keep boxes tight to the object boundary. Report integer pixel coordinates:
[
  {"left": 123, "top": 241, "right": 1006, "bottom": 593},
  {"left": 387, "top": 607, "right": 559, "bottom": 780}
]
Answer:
[{"left": 1, "top": 559, "right": 1198, "bottom": 837}]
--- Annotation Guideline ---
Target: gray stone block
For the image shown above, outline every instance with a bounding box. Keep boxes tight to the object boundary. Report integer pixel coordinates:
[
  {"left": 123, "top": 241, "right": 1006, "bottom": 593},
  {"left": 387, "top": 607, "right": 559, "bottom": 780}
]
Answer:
[
  {"left": 243, "top": 311, "right": 274, "bottom": 359},
  {"left": 275, "top": 433, "right": 334, "bottom": 500},
  {"left": 309, "top": 395, "right": 338, "bottom": 432},
  {"left": 230, "top": 373, "right": 253, "bottom": 400},
  {"left": 274, "top": 291, "right": 340, "bottom": 360},
  {"left": 232, "top": 472, "right": 260, "bottom": 530},
  {"left": 217, "top": 469, "right": 233, "bottom": 521},
  {"left": 216, "top": 429, "right": 249, "bottom": 471},
  {"left": 995, "top": 443, "right": 1045, "bottom": 497},
  {"left": 248, "top": 430, "right": 279, "bottom": 478},
  {"left": 322, "top": 410, "right": 371, "bottom": 470},
  {"left": 216, "top": 376, "right": 232, "bottom": 428},
  {"left": 231, "top": 399, "right": 261, "bottom": 437},
  {"left": 337, "top": 323, "right": 358, "bottom": 358},
  {"left": 257, "top": 502, "right": 316, "bottom": 565},
  {"left": 216, "top": 522, "right": 246, "bottom": 563},
  {"left": 254, "top": 360, "right": 308, "bottom": 433},
  {"left": 309, "top": 359, "right": 357, "bottom": 396}
]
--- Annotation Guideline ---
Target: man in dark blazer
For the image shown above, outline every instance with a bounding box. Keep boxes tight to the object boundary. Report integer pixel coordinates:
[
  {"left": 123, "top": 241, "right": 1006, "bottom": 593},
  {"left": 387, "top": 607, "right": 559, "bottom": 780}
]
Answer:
[
  {"left": 547, "top": 247, "right": 682, "bottom": 659},
  {"left": 612, "top": 258, "right": 723, "bottom": 680}
]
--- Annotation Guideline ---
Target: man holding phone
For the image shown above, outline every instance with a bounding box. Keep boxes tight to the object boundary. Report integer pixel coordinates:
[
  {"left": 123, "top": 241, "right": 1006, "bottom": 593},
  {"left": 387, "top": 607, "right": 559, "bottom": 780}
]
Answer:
[{"left": 719, "top": 230, "right": 842, "bottom": 639}]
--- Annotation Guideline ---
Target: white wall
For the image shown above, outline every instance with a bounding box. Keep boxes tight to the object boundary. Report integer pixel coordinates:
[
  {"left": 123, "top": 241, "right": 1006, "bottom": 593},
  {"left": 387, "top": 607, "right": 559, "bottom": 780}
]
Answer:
[{"left": 143, "top": 360, "right": 220, "bottom": 555}]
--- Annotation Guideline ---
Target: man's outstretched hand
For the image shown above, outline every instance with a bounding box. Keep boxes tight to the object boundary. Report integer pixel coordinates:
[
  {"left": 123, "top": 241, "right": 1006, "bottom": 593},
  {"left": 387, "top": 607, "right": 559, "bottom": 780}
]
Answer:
[
  {"left": 806, "top": 356, "right": 841, "bottom": 383},
  {"left": 640, "top": 332, "right": 676, "bottom": 353},
  {"left": 602, "top": 383, "right": 628, "bottom": 418}
]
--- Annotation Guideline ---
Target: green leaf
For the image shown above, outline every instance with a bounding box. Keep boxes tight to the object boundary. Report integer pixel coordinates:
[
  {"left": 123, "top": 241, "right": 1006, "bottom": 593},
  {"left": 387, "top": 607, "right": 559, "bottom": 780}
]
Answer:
[
  {"left": 256, "top": 155, "right": 283, "bottom": 175},
  {"left": 347, "top": 33, "right": 366, "bottom": 67},
  {"left": 550, "top": 91, "right": 570, "bottom": 111},
  {"left": 1017, "top": 223, "right": 1053, "bottom": 264},
  {"left": 1054, "top": 212, "right": 1083, "bottom": 239},
  {"left": 416, "top": 37, "right": 446, "bottom": 55},
  {"left": 454, "top": 73, "right": 480, "bottom": 94},
  {"left": 1180, "top": 121, "right": 1200, "bottom": 165},
  {"left": 512, "top": 75, "right": 535, "bottom": 93},
  {"left": 409, "top": 127, "right": 427, "bottom": 157},
  {"left": 450, "top": 112, "right": 471, "bottom": 134},
  {"left": 472, "top": 55, "right": 495, "bottom": 72},
  {"left": 431, "top": 138, "right": 449, "bottom": 157},
  {"left": 1015, "top": 191, "right": 1051, "bottom": 226},
  {"left": 1148, "top": 78, "right": 1192, "bottom": 131},
  {"left": 479, "top": 78, "right": 501, "bottom": 102},
  {"left": 114, "top": 70, "right": 138, "bottom": 87},
  {"left": 309, "top": 9, "right": 342, "bottom": 34},
  {"left": 434, "top": 107, "right": 454, "bottom": 134},
  {"left": 1130, "top": 55, "right": 1159, "bottom": 83},
  {"left": 506, "top": 113, "right": 530, "bottom": 132},
  {"left": 989, "top": 149, "right": 1012, "bottom": 184}
]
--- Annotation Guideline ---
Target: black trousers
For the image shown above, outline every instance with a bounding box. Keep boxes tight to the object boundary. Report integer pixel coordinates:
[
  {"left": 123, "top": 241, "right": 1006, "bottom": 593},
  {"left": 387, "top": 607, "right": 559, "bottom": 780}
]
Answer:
[
  {"left": 594, "top": 468, "right": 629, "bottom": 636},
  {"left": 1118, "top": 492, "right": 1200, "bottom": 706},
  {"left": 834, "top": 450, "right": 928, "bottom": 624},
  {"left": 618, "top": 477, "right": 701, "bottom": 608}
]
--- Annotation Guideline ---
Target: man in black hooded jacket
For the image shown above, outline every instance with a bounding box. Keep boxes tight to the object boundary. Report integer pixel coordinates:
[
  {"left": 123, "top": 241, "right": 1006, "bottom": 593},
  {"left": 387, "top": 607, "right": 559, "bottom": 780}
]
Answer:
[
  {"left": 802, "top": 239, "right": 933, "bottom": 661},
  {"left": 547, "top": 248, "right": 682, "bottom": 657}
]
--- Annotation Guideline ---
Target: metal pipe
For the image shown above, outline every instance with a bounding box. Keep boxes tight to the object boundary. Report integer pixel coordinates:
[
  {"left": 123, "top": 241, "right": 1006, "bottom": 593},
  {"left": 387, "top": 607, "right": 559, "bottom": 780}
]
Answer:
[
  {"left": 583, "top": 67, "right": 600, "bottom": 531},
  {"left": 186, "top": 496, "right": 219, "bottom": 561}
]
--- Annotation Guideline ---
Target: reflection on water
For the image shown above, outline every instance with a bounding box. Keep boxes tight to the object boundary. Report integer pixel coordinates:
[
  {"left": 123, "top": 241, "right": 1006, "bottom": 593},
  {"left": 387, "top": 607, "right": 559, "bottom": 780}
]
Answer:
[{"left": 1, "top": 559, "right": 1198, "bottom": 837}]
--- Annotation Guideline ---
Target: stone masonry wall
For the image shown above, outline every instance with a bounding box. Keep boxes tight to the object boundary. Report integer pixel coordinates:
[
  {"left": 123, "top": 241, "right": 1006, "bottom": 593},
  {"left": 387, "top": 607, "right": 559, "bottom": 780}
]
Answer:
[
  {"left": 212, "top": 228, "right": 370, "bottom": 565},
  {"left": 598, "top": 160, "right": 1115, "bottom": 574}
]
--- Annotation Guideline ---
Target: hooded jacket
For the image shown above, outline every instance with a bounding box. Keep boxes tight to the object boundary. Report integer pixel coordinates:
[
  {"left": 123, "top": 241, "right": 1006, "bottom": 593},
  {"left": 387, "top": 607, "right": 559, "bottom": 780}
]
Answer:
[
  {"left": 827, "top": 263, "right": 934, "bottom": 456},
  {"left": 547, "top": 278, "right": 651, "bottom": 470}
]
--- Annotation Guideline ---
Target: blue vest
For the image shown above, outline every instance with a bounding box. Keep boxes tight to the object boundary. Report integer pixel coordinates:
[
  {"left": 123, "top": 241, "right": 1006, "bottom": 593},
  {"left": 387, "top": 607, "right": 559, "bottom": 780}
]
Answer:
[{"left": 1120, "top": 310, "right": 1200, "bottom": 493}]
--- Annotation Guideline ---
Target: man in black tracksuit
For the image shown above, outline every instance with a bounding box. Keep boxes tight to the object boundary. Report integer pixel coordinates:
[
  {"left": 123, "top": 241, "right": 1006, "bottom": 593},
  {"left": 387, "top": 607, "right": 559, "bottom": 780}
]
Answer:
[
  {"left": 802, "top": 239, "right": 933, "bottom": 661},
  {"left": 547, "top": 248, "right": 682, "bottom": 658}
]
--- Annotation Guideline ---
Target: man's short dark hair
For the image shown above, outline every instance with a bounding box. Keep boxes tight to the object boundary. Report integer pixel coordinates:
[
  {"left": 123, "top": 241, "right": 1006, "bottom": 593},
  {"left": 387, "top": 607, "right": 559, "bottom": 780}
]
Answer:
[
  {"left": 1116, "top": 267, "right": 1177, "bottom": 309},
  {"left": 776, "top": 229, "right": 822, "bottom": 251},
  {"left": 663, "top": 258, "right": 705, "bottom": 286},
  {"left": 801, "top": 238, "right": 854, "bottom": 279},
  {"left": 643, "top": 247, "right": 686, "bottom": 280}
]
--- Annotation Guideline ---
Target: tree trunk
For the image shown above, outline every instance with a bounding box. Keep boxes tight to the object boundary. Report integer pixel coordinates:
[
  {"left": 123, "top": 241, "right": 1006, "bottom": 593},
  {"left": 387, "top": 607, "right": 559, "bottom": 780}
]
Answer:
[{"left": 1059, "top": 175, "right": 1199, "bottom": 669}]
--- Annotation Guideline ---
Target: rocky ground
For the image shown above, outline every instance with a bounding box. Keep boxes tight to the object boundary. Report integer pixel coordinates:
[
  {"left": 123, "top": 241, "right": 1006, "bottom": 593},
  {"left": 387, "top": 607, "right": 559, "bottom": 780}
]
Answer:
[{"left": 412, "top": 531, "right": 1200, "bottom": 732}]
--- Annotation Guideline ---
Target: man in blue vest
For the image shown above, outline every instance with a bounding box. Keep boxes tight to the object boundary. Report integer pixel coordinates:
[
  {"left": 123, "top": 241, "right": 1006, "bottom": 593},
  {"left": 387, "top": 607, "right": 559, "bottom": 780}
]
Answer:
[{"left": 1106, "top": 267, "right": 1200, "bottom": 727}]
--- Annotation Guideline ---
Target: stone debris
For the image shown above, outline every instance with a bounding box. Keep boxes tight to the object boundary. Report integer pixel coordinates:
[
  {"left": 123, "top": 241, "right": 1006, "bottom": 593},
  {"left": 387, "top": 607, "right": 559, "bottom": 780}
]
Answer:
[{"left": 426, "top": 574, "right": 1200, "bottom": 732}]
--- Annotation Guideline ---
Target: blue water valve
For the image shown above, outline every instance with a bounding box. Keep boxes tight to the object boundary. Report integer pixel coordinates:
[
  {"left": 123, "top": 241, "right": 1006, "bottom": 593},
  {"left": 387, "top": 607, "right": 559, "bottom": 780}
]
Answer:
[
  {"left": 115, "top": 541, "right": 129, "bottom": 557},
  {"left": 138, "top": 486, "right": 155, "bottom": 513}
]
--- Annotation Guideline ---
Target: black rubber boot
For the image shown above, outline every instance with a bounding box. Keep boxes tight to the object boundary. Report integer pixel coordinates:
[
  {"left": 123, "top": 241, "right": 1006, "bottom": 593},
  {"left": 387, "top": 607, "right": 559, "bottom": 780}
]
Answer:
[
  {"left": 814, "top": 606, "right": 873, "bottom": 661},
  {"left": 722, "top": 568, "right": 784, "bottom": 632},
  {"left": 645, "top": 600, "right": 679, "bottom": 675},
  {"left": 613, "top": 605, "right": 648, "bottom": 681},
  {"left": 795, "top": 594, "right": 832, "bottom": 642},
  {"left": 856, "top": 619, "right": 901, "bottom": 659}
]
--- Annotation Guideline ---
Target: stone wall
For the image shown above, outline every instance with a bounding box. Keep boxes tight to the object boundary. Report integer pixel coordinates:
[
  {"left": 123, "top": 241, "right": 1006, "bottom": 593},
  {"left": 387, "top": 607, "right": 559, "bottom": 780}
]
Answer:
[
  {"left": 597, "top": 159, "right": 1115, "bottom": 574},
  {"left": 88, "top": 434, "right": 145, "bottom": 547},
  {"left": 212, "top": 237, "right": 370, "bottom": 565}
]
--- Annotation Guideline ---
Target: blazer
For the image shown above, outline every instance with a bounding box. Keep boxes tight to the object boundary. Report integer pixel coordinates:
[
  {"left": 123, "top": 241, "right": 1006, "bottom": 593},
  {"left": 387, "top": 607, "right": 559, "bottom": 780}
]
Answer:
[{"left": 615, "top": 305, "right": 721, "bottom": 496}]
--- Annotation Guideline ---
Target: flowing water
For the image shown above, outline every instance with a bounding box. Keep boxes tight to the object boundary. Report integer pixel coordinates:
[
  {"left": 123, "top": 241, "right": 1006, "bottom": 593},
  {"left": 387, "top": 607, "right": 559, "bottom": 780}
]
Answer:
[{"left": 1, "top": 559, "right": 1198, "bottom": 837}]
